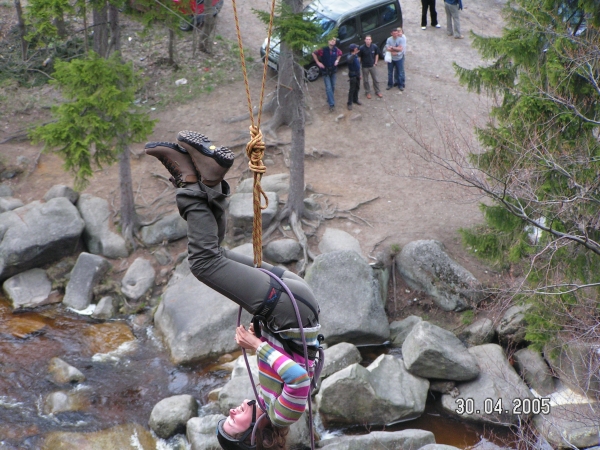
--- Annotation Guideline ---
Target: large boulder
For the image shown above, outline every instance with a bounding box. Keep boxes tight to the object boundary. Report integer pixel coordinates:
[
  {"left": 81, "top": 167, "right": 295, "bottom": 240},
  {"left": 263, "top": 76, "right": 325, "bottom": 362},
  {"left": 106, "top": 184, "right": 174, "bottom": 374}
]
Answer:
[
  {"left": 43, "top": 185, "right": 79, "bottom": 204},
  {"left": 0, "top": 197, "right": 24, "bottom": 213},
  {"left": 458, "top": 318, "right": 495, "bottom": 347},
  {"left": 395, "top": 240, "right": 483, "bottom": 311},
  {"left": 304, "top": 251, "right": 389, "bottom": 345},
  {"left": 236, "top": 173, "right": 289, "bottom": 195},
  {"left": 154, "top": 273, "right": 252, "bottom": 364},
  {"left": 63, "top": 252, "right": 110, "bottom": 311},
  {"left": 513, "top": 348, "right": 555, "bottom": 396},
  {"left": 2, "top": 268, "right": 54, "bottom": 310},
  {"left": 264, "top": 238, "right": 302, "bottom": 263},
  {"left": 316, "top": 355, "right": 429, "bottom": 426},
  {"left": 441, "top": 344, "right": 534, "bottom": 426},
  {"left": 318, "top": 429, "right": 435, "bottom": 449},
  {"left": 0, "top": 198, "right": 85, "bottom": 281},
  {"left": 76, "top": 194, "right": 128, "bottom": 259},
  {"left": 148, "top": 394, "right": 198, "bottom": 439},
  {"left": 544, "top": 340, "right": 600, "bottom": 396},
  {"left": 533, "top": 402, "right": 600, "bottom": 449},
  {"left": 186, "top": 414, "right": 225, "bottom": 450},
  {"left": 228, "top": 192, "right": 278, "bottom": 236},
  {"left": 218, "top": 355, "right": 259, "bottom": 413},
  {"left": 389, "top": 315, "right": 422, "bottom": 348},
  {"left": 121, "top": 257, "right": 155, "bottom": 301},
  {"left": 495, "top": 304, "right": 531, "bottom": 344},
  {"left": 318, "top": 228, "right": 362, "bottom": 257},
  {"left": 140, "top": 212, "right": 187, "bottom": 245},
  {"left": 402, "top": 321, "right": 480, "bottom": 381},
  {"left": 321, "top": 342, "right": 362, "bottom": 380}
]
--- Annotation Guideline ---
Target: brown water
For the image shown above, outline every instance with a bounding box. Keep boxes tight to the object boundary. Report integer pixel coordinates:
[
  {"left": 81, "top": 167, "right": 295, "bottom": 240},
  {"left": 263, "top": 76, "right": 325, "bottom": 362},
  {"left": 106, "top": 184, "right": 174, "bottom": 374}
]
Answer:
[{"left": 0, "top": 298, "right": 514, "bottom": 448}]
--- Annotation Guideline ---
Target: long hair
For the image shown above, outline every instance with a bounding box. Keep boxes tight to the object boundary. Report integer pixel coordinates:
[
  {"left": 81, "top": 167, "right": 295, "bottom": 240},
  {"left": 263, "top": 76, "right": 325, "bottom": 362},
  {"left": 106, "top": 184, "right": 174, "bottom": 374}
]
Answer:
[{"left": 233, "top": 416, "right": 288, "bottom": 450}]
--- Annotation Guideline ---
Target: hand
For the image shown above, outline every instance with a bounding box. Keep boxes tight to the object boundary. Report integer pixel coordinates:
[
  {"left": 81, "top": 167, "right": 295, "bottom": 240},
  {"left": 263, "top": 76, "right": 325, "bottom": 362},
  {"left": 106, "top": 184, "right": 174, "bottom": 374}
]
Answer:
[
  {"left": 317, "top": 62, "right": 324, "bottom": 69},
  {"left": 334, "top": 60, "right": 339, "bottom": 66},
  {"left": 235, "top": 325, "right": 262, "bottom": 351}
]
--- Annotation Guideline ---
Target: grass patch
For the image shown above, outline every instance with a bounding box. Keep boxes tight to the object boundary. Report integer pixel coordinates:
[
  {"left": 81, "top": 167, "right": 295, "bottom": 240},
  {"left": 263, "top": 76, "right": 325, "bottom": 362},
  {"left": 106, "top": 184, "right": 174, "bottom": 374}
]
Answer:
[{"left": 461, "top": 310, "right": 475, "bottom": 326}]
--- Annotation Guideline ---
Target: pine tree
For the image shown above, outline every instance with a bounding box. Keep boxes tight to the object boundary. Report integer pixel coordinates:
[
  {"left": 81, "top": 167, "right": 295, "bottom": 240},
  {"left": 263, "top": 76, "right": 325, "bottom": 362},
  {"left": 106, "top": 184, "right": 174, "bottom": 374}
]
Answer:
[
  {"left": 30, "top": 51, "right": 156, "bottom": 247},
  {"left": 454, "top": 0, "right": 599, "bottom": 351}
]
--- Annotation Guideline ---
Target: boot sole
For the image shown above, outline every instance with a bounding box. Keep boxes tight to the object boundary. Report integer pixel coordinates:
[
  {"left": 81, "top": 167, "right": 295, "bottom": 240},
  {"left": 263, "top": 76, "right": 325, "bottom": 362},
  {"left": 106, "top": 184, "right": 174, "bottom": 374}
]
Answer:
[
  {"left": 177, "top": 130, "right": 234, "bottom": 168},
  {"left": 144, "top": 141, "right": 188, "bottom": 154}
]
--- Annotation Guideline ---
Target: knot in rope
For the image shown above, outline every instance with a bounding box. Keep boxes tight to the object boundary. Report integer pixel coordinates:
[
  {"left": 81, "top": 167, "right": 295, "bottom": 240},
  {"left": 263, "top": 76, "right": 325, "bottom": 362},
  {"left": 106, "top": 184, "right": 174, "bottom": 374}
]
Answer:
[
  {"left": 246, "top": 125, "right": 268, "bottom": 266},
  {"left": 246, "top": 125, "right": 267, "bottom": 177}
]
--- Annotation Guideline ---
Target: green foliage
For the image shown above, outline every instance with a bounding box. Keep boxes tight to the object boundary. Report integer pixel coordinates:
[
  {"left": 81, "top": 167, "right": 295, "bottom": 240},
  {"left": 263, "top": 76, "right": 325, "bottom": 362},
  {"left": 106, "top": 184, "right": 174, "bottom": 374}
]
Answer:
[
  {"left": 455, "top": 0, "right": 600, "bottom": 347},
  {"left": 461, "top": 310, "right": 475, "bottom": 326},
  {"left": 30, "top": 52, "right": 156, "bottom": 189},
  {"left": 24, "top": 0, "right": 74, "bottom": 47},
  {"left": 254, "top": 3, "right": 335, "bottom": 64}
]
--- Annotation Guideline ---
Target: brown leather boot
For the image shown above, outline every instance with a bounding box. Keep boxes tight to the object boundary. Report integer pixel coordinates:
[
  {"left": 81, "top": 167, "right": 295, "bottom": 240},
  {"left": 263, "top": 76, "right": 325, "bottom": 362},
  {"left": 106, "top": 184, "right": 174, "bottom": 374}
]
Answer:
[
  {"left": 177, "top": 130, "right": 234, "bottom": 187},
  {"left": 144, "top": 142, "right": 198, "bottom": 187}
]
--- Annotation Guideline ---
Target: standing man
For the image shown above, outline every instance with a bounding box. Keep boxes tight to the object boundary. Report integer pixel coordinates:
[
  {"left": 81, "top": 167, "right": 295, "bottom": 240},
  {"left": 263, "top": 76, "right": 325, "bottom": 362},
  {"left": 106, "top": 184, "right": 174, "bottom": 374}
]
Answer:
[
  {"left": 347, "top": 44, "right": 361, "bottom": 110},
  {"left": 358, "top": 35, "right": 382, "bottom": 99},
  {"left": 385, "top": 28, "right": 407, "bottom": 91},
  {"left": 421, "top": 0, "right": 441, "bottom": 30},
  {"left": 312, "top": 37, "right": 342, "bottom": 112},
  {"left": 444, "top": 0, "right": 463, "bottom": 39}
]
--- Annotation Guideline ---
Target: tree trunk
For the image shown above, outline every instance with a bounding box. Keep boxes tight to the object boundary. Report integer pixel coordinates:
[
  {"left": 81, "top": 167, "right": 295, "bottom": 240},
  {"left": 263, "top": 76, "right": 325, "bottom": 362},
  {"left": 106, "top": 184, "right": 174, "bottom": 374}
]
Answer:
[
  {"left": 82, "top": 2, "right": 88, "bottom": 54},
  {"left": 93, "top": 1, "right": 109, "bottom": 57},
  {"left": 118, "top": 142, "right": 138, "bottom": 247},
  {"left": 14, "top": 0, "right": 27, "bottom": 61},
  {"left": 53, "top": 14, "right": 67, "bottom": 38},
  {"left": 199, "top": 5, "right": 217, "bottom": 54},
  {"left": 108, "top": 4, "right": 120, "bottom": 55},
  {"left": 168, "top": 28, "right": 175, "bottom": 65}
]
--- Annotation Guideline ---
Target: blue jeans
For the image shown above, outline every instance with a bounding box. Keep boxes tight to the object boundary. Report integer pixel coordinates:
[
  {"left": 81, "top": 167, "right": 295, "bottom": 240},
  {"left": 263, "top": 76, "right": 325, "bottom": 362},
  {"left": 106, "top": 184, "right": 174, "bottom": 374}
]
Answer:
[
  {"left": 387, "top": 58, "right": 405, "bottom": 88},
  {"left": 323, "top": 73, "right": 336, "bottom": 107}
]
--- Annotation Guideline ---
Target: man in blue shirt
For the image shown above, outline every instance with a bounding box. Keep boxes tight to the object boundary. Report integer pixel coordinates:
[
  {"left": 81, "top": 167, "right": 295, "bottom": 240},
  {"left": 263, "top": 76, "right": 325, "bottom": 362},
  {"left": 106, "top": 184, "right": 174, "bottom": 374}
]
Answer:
[
  {"left": 347, "top": 44, "right": 362, "bottom": 110},
  {"left": 385, "top": 28, "right": 407, "bottom": 91},
  {"left": 312, "top": 38, "right": 342, "bottom": 112}
]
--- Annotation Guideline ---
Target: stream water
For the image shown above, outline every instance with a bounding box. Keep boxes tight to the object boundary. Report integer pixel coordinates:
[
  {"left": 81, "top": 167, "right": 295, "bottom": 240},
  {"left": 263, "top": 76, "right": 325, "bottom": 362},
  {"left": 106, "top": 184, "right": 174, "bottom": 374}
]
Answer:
[{"left": 0, "top": 297, "right": 514, "bottom": 449}]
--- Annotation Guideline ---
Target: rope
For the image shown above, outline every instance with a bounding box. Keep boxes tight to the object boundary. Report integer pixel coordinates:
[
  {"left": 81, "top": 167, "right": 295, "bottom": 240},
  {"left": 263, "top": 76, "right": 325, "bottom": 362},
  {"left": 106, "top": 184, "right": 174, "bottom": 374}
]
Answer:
[{"left": 231, "top": 0, "right": 277, "bottom": 267}]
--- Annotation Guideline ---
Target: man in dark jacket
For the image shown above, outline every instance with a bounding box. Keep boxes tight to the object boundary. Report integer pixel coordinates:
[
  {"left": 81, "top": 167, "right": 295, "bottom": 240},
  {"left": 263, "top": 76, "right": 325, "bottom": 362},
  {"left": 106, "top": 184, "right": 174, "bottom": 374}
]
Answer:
[
  {"left": 312, "top": 38, "right": 342, "bottom": 112},
  {"left": 347, "top": 44, "right": 361, "bottom": 110},
  {"left": 358, "top": 35, "right": 382, "bottom": 99}
]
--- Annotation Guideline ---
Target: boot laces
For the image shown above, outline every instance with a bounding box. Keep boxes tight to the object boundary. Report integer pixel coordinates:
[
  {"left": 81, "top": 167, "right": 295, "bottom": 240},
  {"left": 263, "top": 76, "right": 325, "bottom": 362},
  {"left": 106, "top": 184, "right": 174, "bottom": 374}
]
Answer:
[{"left": 159, "top": 156, "right": 184, "bottom": 188}]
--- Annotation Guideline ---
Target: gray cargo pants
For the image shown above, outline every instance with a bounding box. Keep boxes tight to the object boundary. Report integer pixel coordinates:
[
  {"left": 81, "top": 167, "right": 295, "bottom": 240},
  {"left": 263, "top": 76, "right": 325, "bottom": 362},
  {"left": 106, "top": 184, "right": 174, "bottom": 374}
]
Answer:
[{"left": 176, "top": 181, "right": 320, "bottom": 332}]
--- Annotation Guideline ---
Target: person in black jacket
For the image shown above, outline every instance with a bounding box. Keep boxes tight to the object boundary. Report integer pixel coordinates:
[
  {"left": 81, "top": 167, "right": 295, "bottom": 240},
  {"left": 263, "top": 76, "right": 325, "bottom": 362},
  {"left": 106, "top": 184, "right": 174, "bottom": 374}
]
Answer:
[
  {"left": 346, "top": 44, "right": 361, "bottom": 110},
  {"left": 358, "top": 35, "right": 382, "bottom": 99},
  {"left": 312, "top": 38, "right": 342, "bottom": 112}
]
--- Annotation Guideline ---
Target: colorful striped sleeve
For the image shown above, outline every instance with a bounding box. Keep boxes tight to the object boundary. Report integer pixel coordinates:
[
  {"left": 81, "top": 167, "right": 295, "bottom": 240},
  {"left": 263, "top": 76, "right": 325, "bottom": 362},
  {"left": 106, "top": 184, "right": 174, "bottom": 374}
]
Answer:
[{"left": 256, "top": 342, "right": 311, "bottom": 427}]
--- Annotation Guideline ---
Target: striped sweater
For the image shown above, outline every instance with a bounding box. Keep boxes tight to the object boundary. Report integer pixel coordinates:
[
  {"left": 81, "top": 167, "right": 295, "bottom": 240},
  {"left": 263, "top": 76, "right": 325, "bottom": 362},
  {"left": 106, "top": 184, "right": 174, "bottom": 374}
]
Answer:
[{"left": 256, "top": 328, "right": 319, "bottom": 428}]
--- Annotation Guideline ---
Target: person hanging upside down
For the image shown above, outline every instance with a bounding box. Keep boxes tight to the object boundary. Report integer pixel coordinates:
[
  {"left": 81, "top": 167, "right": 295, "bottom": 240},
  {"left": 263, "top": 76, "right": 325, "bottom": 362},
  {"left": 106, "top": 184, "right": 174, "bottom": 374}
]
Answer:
[{"left": 145, "top": 131, "right": 321, "bottom": 450}]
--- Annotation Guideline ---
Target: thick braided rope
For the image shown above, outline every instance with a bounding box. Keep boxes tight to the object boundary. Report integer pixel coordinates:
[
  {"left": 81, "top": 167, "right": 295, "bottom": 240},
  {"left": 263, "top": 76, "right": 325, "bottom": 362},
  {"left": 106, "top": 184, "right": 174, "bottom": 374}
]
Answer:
[
  {"left": 246, "top": 125, "right": 268, "bottom": 266},
  {"left": 231, "top": 0, "right": 277, "bottom": 267}
]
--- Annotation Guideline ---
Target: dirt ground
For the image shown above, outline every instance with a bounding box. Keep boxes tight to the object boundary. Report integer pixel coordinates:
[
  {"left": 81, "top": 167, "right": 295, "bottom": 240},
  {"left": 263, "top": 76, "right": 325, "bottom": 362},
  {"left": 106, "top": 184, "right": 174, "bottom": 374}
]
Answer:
[{"left": 0, "top": 0, "right": 507, "bottom": 319}]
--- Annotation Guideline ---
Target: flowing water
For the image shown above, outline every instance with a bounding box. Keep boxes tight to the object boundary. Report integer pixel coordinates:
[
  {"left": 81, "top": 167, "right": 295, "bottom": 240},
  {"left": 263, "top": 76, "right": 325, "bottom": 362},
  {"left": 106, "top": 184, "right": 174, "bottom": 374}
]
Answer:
[{"left": 0, "top": 297, "right": 513, "bottom": 449}]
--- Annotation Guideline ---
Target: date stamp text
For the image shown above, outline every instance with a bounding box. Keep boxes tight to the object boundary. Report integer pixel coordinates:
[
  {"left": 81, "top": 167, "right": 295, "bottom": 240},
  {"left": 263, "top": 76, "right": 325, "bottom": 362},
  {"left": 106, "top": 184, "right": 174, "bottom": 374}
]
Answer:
[{"left": 454, "top": 398, "right": 550, "bottom": 415}]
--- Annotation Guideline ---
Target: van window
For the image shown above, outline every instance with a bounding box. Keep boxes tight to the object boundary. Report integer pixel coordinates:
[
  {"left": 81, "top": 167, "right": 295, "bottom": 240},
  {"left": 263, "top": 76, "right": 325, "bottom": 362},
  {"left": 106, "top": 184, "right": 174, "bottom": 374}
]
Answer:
[
  {"left": 380, "top": 3, "right": 398, "bottom": 25},
  {"left": 338, "top": 18, "right": 357, "bottom": 41},
  {"left": 360, "top": 9, "right": 379, "bottom": 33}
]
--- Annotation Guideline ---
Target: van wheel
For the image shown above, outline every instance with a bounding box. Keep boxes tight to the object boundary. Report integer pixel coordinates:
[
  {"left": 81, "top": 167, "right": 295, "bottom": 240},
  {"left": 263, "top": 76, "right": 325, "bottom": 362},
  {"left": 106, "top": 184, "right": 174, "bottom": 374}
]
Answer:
[
  {"left": 179, "top": 15, "right": 203, "bottom": 32},
  {"left": 305, "top": 64, "right": 320, "bottom": 82}
]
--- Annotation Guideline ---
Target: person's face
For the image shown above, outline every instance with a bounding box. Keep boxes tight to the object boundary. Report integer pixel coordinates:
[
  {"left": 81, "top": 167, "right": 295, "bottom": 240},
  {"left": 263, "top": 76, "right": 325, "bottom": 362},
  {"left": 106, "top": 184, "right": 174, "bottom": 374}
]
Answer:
[
  {"left": 222, "top": 399, "right": 255, "bottom": 436},
  {"left": 328, "top": 38, "right": 337, "bottom": 46},
  {"left": 365, "top": 36, "right": 372, "bottom": 45},
  {"left": 397, "top": 29, "right": 403, "bottom": 36},
  {"left": 391, "top": 29, "right": 399, "bottom": 37}
]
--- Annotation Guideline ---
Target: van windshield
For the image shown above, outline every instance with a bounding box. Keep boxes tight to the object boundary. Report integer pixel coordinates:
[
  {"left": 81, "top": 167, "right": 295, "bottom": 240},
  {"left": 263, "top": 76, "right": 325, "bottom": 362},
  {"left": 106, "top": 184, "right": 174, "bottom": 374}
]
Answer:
[{"left": 305, "top": 7, "right": 337, "bottom": 37}]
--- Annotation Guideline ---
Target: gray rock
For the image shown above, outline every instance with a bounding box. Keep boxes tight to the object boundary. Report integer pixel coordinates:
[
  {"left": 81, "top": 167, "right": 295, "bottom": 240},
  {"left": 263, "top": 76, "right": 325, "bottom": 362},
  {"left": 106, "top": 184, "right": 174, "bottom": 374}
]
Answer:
[
  {"left": 43, "top": 390, "right": 88, "bottom": 414},
  {"left": 496, "top": 304, "right": 531, "bottom": 344},
  {"left": 76, "top": 194, "right": 128, "bottom": 259},
  {"left": 429, "top": 380, "right": 457, "bottom": 394},
  {"left": 92, "top": 296, "right": 115, "bottom": 319},
  {"left": 534, "top": 402, "right": 600, "bottom": 449},
  {"left": 0, "top": 198, "right": 85, "bottom": 281},
  {"left": 318, "top": 429, "right": 435, "bottom": 449},
  {"left": 458, "top": 318, "right": 495, "bottom": 346},
  {"left": 544, "top": 340, "right": 600, "bottom": 396},
  {"left": 513, "top": 348, "right": 555, "bottom": 396},
  {"left": 236, "top": 173, "right": 289, "bottom": 194},
  {"left": 395, "top": 240, "right": 483, "bottom": 311},
  {"left": 48, "top": 357, "right": 85, "bottom": 384},
  {"left": 305, "top": 251, "right": 390, "bottom": 345},
  {"left": 0, "top": 197, "right": 24, "bottom": 213},
  {"left": 390, "top": 315, "right": 422, "bottom": 347},
  {"left": 140, "top": 213, "right": 187, "bottom": 245},
  {"left": 63, "top": 252, "right": 110, "bottom": 311},
  {"left": 316, "top": 356, "right": 429, "bottom": 426},
  {"left": 187, "top": 414, "right": 225, "bottom": 450},
  {"left": 152, "top": 248, "right": 173, "bottom": 266},
  {"left": 372, "top": 263, "right": 390, "bottom": 309},
  {"left": 2, "top": 268, "right": 53, "bottom": 310},
  {"left": 154, "top": 273, "right": 252, "bottom": 364},
  {"left": 228, "top": 243, "right": 254, "bottom": 259},
  {"left": 402, "top": 321, "right": 480, "bottom": 381},
  {"left": 420, "top": 445, "right": 462, "bottom": 450},
  {"left": 468, "top": 439, "right": 512, "bottom": 450},
  {"left": 321, "top": 342, "right": 362, "bottom": 379},
  {"left": 318, "top": 228, "right": 362, "bottom": 257},
  {"left": 168, "top": 257, "right": 191, "bottom": 288},
  {"left": 0, "top": 184, "right": 13, "bottom": 197},
  {"left": 228, "top": 192, "right": 279, "bottom": 235},
  {"left": 43, "top": 185, "right": 79, "bottom": 204},
  {"left": 148, "top": 394, "right": 198, "bottom": 439},
  {"left": 121, "top": 257, "right": 155, "bottom": 301},
  {"left": 264, "top": 239, "right": 302, "bottom": 263},
  {"left": 218, "top": 355, "right": 259, "bottom": 413},
  {"left": 441, "top": 344, "right": 534, "bottom": 426}
]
